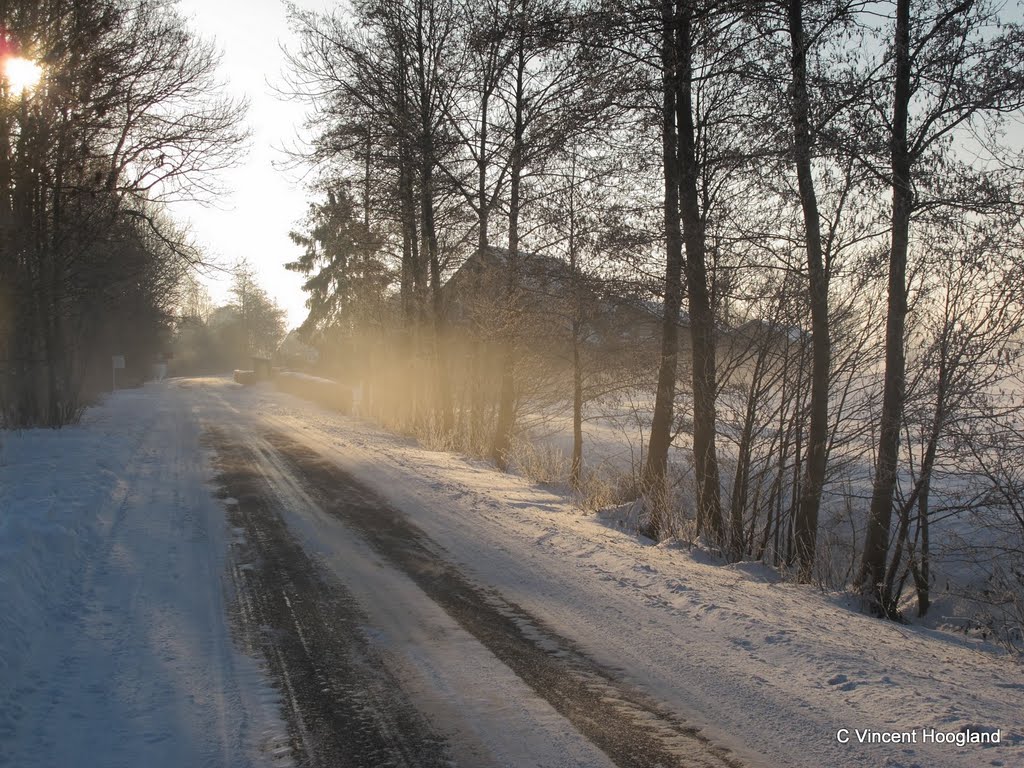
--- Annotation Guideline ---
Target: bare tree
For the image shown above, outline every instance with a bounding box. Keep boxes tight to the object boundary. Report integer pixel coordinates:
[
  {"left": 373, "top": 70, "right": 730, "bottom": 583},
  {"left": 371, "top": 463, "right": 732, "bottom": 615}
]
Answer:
[
  {"left": 857, "top": 0, "right": 1024, "bottom": 614},
  {"left": 0, "top": 0, "right": 245, "bottom": 426}
]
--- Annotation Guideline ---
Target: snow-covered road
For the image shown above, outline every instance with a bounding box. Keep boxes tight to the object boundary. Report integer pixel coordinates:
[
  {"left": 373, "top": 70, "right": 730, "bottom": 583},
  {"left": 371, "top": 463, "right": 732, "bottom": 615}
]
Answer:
[
  {"left": 2, "top": 377, "right": 1022, "bottom": 767},
  {"left": 206, "top": 377, "right": 741, "bottom": 766}
]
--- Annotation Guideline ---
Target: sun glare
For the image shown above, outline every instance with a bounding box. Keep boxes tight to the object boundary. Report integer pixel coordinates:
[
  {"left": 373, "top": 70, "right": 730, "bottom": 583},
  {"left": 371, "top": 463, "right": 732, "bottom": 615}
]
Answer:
[{"left": 4, "top": 57, "right": 42, "bottom": 94}]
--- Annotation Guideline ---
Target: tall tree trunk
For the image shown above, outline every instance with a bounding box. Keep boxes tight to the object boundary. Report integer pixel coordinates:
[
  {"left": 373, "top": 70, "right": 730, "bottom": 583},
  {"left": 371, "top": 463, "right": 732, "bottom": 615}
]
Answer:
[
  {"left": 857, "top": 0, "right": 913, "bottom": 613},
  {"left": 788, "top": 0, "right": 830, "bottom": 581},
  {"left": 397, "top": 81, "right": 419, "bottom": 326},
  {"left": 568, "top": 155, "right": 583, "bottom": 490},
  {"left": 363, "top": 125, "right": 372, "bottom": 227},
  {"left": 730, "top": 348, "right": 769, "bottom": 559},
  {"left": 641, "top": 0, "right": 685, "bottom": 539},
  {"left": 421, "top": 141, "right": 454, "bottom": 435},
  {"left": 470, "top": 85, "right": 491, "bottom": 449},
  {"left": 571, "top": 332, "right": 584, "bottom": 489},
  {"left": 411, "top": 0, "right": 452, "bottom": 436},
  {"left": 893, "top": 353, "right": 948, "bottom": 615},
  {"left": 676, "top": 6, "right": 723, "bottom": 543},
  {"left": 913, "top": 487, "right": 930, "bottom": 616},
  {"left": 491, "top": 35, "right": 526, "bottom": 469},
  {"left": 0, "top": 94, "right": 14, "bottom": 422},
  {"left": 490, "top": 148, "right": 520, "bottom": 468}
]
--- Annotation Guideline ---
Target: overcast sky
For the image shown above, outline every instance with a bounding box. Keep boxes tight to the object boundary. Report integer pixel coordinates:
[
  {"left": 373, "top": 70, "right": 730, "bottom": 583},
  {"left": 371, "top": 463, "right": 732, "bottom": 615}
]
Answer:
[{"left": 172, "top": 0, "right": 332, "bottom": 329}]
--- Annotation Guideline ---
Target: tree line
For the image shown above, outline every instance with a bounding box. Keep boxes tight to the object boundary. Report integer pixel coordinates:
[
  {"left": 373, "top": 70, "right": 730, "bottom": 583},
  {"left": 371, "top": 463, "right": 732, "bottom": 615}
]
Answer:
[
  {"left": 0, "top": 0, "right": 246, "bottom": 426},
  {"left": 284, "top": 0, "right": 1024, "bottom": 625},
  {"left": 171, "top": 264, "right": 288, "bottom": 376}
]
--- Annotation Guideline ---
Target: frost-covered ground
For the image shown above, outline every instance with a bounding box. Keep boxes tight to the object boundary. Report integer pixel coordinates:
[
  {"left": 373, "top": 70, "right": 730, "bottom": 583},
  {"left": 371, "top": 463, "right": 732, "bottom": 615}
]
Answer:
[{"left": 2, "top": 377, "right": 1022, "bottom": 768}]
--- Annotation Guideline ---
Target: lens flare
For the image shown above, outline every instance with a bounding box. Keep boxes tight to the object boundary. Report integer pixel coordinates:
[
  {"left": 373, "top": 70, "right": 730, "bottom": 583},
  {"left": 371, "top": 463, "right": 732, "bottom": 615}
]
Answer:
[{"left": 4, "top": 57, "right": 42, "bottom": 93}]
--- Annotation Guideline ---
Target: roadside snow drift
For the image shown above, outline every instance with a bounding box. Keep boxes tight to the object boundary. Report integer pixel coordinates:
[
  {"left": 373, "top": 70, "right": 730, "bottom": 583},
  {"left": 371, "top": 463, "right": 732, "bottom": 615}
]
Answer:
[{"left": 0, "top": 384, "right": 287, "bottom": 768}]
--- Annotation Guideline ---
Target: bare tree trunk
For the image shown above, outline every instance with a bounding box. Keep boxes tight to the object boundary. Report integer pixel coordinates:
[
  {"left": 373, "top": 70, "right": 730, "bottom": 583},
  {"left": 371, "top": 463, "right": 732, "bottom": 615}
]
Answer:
[
  {"left": 411, "top": 0, "right": 453, "bottom": 436},
  {"left": 857, "top": 0, "right": 912, "bottom": 613},
  {"left": 0, "top": 103, "right": 10, "bottom": 423},
  {"left": 490, "top": 152, "right": 520, "bottom": 467},
  {"left": 730, "top": 382, "right": 757, "bottom": 558},
  {"left": 889, "top": 360, "right": 947, "bottom": 614},
  {"left": 676, "top": 6, "right": 723, "bottom": 544},
  {"left": 398, "top": 143, "right": 419, "bottom": 324},
  {"left": 788, "top": 0, "right": 829, "bottom": 581},
  {"left": 568, "top": 158, "right": 583, "bottom": 490},
  {"left": 730, "top": 342, "right": 772, "bottom": 559},
  {"left": 421, "top": 143, "right": 454, "bottom": 435},
  {"left": 642, "top": 0, "right": 685, "bottom": 539},
  {"left": 571, "top": 328, "right": 584, "bottom": 489},
  {"left": 491, "top": 34, "right": 526, "bottom": 469},
  {"left": 470, "top": 85, "right": 492, "bottom": 450},
  {"left": 883, "top": 476, "right": 913, "bottom": 614},
  {"left": 913, "top": 488, "right": 930, "bottom": 616}
]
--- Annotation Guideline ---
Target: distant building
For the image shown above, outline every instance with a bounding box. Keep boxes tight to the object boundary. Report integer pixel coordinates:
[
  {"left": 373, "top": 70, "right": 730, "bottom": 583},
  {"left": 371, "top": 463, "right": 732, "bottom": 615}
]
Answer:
[{"left": 442, "top": 246, "right": 674, "bottom": 358}]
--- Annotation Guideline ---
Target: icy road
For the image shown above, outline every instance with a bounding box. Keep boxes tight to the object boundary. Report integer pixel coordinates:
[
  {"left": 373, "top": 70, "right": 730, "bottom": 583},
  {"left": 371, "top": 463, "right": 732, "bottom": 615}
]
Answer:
[{"left": 2, "top": 377, "right": 1021, "bottom": 768}]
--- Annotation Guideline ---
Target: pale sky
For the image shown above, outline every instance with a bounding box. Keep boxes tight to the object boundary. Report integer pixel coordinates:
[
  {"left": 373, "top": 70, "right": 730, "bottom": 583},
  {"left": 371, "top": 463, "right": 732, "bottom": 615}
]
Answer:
[{"left": 173, "top": 0, "right": 334, "bottom": 329}]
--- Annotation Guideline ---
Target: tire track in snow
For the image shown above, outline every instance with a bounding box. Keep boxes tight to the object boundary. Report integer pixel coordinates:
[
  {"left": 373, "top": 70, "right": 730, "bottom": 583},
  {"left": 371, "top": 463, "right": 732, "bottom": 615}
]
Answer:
[
  {"left": 260, "top": 427, "right": 742, "bottom": 768},
  {"left": 5, "top": 388, "right": 266, "bottom": 768},
  {"left": 206, "top": 427, "right": 451, "bottom": 768}
]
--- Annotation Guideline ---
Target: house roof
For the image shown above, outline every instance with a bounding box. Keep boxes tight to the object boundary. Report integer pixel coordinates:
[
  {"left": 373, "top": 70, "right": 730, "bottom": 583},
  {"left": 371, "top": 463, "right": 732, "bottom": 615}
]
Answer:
[
  {"left": 442, "top": 245, "right": 692, "bottom": 334},
  {"left": 443, "top": 245, "right": 578, "bottom": 297}
]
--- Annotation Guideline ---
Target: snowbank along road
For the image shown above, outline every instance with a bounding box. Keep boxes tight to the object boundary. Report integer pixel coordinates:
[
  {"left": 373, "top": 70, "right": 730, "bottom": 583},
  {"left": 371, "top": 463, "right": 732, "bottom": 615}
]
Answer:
[{"left": 3, "top": 376, "right": 1021, "bottom": 768}]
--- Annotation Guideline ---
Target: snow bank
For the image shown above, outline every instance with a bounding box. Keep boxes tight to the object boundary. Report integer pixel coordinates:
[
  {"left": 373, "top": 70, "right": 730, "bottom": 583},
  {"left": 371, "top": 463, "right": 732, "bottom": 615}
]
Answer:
[{"left": 0, "top": 393, "right": 140, "bottom": 734}]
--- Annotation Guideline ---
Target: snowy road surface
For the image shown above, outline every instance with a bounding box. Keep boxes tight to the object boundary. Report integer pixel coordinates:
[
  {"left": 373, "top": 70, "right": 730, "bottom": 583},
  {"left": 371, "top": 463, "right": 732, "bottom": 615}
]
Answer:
[{"left": 2, "top": 377, "right": 1022, "bottom": 767}]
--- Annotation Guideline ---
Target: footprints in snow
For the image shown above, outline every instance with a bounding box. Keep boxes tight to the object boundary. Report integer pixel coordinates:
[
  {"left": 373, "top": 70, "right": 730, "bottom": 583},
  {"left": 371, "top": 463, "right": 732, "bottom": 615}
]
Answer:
[
  {"left": 826, "top": 672, "right": 897, "bottom": 692},
  {"left": 728, "top": 629, "right": 796, "bottom": 655}
]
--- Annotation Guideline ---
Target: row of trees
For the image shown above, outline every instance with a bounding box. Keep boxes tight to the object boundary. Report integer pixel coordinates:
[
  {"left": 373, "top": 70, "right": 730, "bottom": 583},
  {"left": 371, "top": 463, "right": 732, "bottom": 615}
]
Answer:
[
  {"left": 0, "top": 0, "right": 246, "bottom": 426},
  {"left": 172, "top": 266, "right": 288, "bottom": 375},
  {"left": 283, "top": 0, "right": 1024, "bottom": 621}
]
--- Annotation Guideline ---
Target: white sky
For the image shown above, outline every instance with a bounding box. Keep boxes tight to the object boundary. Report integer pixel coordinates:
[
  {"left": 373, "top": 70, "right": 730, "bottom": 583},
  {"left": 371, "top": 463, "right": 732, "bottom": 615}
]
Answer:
[{"left": 172, "top": 0, "right": 334, "bottom": 329}]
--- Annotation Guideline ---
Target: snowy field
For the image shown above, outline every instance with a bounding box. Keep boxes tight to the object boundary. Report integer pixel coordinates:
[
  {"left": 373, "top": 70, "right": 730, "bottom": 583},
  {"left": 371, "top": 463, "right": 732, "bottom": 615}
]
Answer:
[{"left": 1, "top": 376, "right": 1022, "bottom": 767}]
